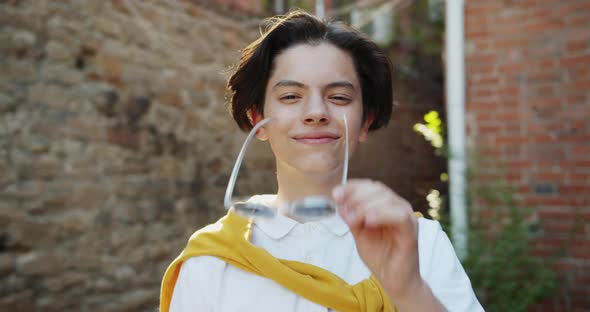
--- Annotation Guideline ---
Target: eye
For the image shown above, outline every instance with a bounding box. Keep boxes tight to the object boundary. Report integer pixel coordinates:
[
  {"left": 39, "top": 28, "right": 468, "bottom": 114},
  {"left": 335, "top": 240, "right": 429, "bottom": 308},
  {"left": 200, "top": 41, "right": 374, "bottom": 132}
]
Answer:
[
  {"left": 329, "top": 95, "right": 352, "bottom": 105},
  {"left": 279, "top": 94, "right": 301, "bottom": 103}
]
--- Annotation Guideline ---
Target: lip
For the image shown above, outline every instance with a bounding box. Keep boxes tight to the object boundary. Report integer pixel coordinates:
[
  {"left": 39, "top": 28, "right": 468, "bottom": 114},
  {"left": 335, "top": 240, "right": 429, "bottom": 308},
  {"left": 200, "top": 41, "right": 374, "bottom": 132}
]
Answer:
[{"left": 292, "top": 132, "right": 340, "bottom": 145}]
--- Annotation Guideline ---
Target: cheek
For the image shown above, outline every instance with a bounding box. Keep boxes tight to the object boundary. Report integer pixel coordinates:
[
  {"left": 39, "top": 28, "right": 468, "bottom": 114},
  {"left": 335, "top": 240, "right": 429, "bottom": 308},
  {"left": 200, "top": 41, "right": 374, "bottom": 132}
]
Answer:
[
  {"left": 265, "top": 121, "right": 290, "bottom": 144},
  {"left": 263, "top": 99, "right": 296, "bottom": 119}
]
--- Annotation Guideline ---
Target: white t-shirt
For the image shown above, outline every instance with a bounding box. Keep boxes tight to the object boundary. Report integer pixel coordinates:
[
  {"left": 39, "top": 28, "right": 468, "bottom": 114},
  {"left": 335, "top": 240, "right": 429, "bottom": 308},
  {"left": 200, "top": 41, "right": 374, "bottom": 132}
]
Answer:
[{"left": 170, "top": 196, "right": 484, "bottom": 311}]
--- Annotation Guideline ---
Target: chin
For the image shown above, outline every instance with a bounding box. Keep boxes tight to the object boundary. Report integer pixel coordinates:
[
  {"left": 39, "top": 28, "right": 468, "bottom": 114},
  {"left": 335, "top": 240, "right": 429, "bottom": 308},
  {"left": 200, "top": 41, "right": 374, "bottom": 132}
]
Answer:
[{"left": 290, "top": 158, "right": 342, "bottom": 178}]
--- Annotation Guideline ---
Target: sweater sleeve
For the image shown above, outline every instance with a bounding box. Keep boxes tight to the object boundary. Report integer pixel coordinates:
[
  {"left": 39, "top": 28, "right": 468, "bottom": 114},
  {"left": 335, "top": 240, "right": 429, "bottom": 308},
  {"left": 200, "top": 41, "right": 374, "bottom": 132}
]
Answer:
[
  {"left": 169, "top": 256, "right": 225, "bottom": 312},
  {"left": 417, "top": 218, "right": 485, "bottom": 312}
]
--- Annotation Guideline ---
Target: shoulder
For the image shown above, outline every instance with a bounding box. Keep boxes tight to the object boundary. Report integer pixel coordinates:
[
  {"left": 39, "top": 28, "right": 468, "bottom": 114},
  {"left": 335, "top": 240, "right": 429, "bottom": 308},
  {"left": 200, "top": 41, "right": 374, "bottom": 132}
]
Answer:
[
  {"left": 416, "top": 218, "right": 452, "bottom": 262},
  {"left": 416, "top": 217, "right": 442, "bottom": 238},
  {"left": 178, "top": 256, "right": 227, "bottom": 279},
  {"left": 416, "top": 218, "right": 458, "bottom": 278},
  {"left": 416, "top": 218, "right": 485, "bottom": 311}
]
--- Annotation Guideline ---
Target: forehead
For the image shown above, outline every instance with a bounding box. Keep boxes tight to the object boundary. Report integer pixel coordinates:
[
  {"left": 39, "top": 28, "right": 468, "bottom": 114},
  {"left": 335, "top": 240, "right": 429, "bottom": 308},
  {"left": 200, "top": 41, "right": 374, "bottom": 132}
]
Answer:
[{"left": 268, "top": 43, "right": 360, "bottom": 88}]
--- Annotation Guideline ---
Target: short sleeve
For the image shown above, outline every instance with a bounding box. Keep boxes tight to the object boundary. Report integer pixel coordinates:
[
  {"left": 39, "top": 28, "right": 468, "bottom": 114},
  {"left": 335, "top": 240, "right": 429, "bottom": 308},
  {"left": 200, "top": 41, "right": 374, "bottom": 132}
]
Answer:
[
  {"left": 169, "top": 256, "right": 225, "bottom": 312},
  {"left": 417, "top": 219, "right": 485, "bottom": 312}
]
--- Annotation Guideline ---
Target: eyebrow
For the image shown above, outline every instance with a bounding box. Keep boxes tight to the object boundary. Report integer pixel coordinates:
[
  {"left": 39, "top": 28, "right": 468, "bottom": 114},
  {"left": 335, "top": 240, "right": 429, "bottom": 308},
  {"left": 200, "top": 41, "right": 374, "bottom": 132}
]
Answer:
[
  {"left": 273, "top": 80, "right": 306, "bottom": 89},
  {"left": 325, "top": 81, "right": 355, "bottom": 91},
  {"left": 272, "top": 80, "right": 356, "bottom": 91}
]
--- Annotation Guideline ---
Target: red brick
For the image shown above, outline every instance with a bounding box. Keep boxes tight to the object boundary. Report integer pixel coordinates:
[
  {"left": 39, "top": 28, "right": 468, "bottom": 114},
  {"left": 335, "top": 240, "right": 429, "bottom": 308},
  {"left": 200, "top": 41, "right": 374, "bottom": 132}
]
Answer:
[
  {"left": 472, "top": 40, "right": 494, "bottom": 51},
  {"left": 472, "top": 87, "right": 495, "bottom": 98},
  {"left": 534, "top": 135, "right": 557, "bottom": 144},
  {"left": 571, "top": 78, "right": 590, "bottom": 90},
  {"left": 466, "top": 62, "right": 495, "bottom": 73},
  {"left": 538, "top": 208, "right": 590, "bottom": 221},
  {"left": 565, "top": 14, "right": 590, "bottom": 27},
  {"left": 507, "top": 159, "right": 533, "bottom": 169},
  {"left": 465, "top": 3, "right": 503, "bottom": 16},
  {"left": 471, "top": 76, "right": 499, "bottom": 85},
  {"left": 505, "top": 125, "right": 523, "bottom": 136},
  {"left": 521, "top": 0, "right": 555, "bottom": 8},
  {"left": 560, "top": 185, "right": 590, "bottom": 195},
  {"left": 542, "top": 219, "right": 576, "bottom": 232},
  {"left": 493, "top": 37, "right": 529, "bottom": 50},
  {"left": 498, "top": 62, "right": 527, "bottom": 73},
  {"left": 496, "top": 111, "right": 527, "bottom": 121},
  {"left": 496, "top": 135, "right": 527, "bottom": 144},
  {"left": 523, "top": 197, "right": 572, "bottom": 206},
  {"left": 571, "top": 245, "right": 590, "bottom": 260},
  {"left": 479, "top": 123, "right": 501, "bottom": 132},
  {"left": 529, "top": 97, "right": 562, "bottom": 108},
  {"left": 525, "top": 20, "right": 563, "bottom": 33},
  {"left": 567, "top": 172, "right": 590, "bottom": 182},
  {"left": 567, "top": 40, "right": 589, "bottom": 53},
  {"left": 566, "top": 27, "right": 590, "bottom": 42},
  {"left": 496, "top": 86, "right": 519, "bottom": 97},
  {"left": 466, "top": 29, "right": 490, "bottom": 39},
  {"left": 466, "top": 54, "right": 497, "bottom": 64},
  {"left": 534, "top": 172, "right": 563, "bottom": 180},
  {"left": 524, "top": 7, "right": 553, "bottom": 20},
  {"left": 528, "top": 70, "right": 561, "bottom": 83},
  {"left": 505, "top": 171, "right": 523, "bottom": 182},
  {"left": 567, "top": 94, "right": 587, "bottom": 105},
  {"left": 561, "top": 54, "right": 590, "bottom": 67},
  {"left": 577, "top": 70, "right": 590, "bottom": 82},
  {"left": 475, "top": 112, "right": 498, "bottom": 122}
]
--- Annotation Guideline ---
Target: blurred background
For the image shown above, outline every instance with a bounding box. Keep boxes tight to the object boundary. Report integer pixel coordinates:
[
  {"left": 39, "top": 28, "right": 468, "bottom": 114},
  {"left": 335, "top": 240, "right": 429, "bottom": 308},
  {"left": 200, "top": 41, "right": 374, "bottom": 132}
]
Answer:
[{"left": 0, "top": 0, "right": 588, "bottom": 311}]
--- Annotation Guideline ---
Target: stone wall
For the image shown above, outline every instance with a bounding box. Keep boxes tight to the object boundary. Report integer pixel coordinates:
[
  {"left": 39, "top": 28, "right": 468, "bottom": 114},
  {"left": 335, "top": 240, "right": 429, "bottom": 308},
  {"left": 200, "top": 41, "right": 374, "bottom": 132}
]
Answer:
[{"left": 0, "top": 1, "right": 264, "bottom": 311}]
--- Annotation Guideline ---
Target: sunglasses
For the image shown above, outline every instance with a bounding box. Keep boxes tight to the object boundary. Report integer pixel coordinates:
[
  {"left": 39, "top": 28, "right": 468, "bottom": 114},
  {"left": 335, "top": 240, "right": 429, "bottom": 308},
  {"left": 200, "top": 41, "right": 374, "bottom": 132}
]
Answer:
[{"left": 224, "top": 115, "right": 349, "bottom": 221}]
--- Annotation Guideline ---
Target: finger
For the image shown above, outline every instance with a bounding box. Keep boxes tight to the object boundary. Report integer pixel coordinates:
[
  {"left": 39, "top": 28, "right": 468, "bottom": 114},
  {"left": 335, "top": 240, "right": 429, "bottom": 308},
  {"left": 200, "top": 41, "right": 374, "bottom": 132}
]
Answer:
[
  {"left": 349, "top": 196, "right": 400, "bottom": 227},
  {"left": 342, "top": 195, "right": 389, "bottom": 228},
  {"left": 336, "top": 181, "right": 383, "bottom": 224},
  {"left": 335, "top": 181, "right": 388, "bottom": 219},
  {"left": 346, "top": 198, "right": 397, "bottom": 237},
  {"left": 346, "top": 195, "right": 415, "bottom": 233},
  {"left": 363, "top": 204, "right": 415, "bottom": 229},
  {"left": 332, "top": 179, "right": 376, "bottom": 205},
  {"left": 339, "top": 181, "right": 393, "bottom": 218},
  {"left": 334, "top": 179, "right": 375, "bottom": 218}
]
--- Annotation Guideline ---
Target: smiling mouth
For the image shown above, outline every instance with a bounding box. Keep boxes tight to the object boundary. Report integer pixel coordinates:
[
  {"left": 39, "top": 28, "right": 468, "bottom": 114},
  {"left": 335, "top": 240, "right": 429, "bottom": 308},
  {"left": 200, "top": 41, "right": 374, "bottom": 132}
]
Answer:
[
  {"left": 294, "top": 137, "right": 338, "bottom": 144},
  {"left": 292, "top": 133, "right": 341, "bottom": 145}
]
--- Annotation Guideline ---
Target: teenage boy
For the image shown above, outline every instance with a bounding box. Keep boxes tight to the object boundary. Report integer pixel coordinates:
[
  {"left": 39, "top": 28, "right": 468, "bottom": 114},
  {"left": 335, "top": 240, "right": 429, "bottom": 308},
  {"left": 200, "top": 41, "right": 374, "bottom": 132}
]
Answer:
[{"left": 161, "top": 11, "right": 483, "bottom": 312}]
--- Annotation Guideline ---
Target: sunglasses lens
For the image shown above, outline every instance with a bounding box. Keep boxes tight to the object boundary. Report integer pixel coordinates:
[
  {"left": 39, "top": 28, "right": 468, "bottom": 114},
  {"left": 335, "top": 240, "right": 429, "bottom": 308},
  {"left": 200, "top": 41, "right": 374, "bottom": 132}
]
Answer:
[
  {"left": 291, "top": 196, "right": 336, "bottom": 219},
  {"left": 233, "top": 202, "right": 275, "bottom": 218}
]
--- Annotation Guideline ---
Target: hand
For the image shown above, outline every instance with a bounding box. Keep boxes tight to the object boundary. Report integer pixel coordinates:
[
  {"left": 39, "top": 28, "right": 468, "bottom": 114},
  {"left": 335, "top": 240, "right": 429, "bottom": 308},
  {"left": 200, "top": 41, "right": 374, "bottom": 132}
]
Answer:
[{"left": 332, "top": 179, "right": 422, "bottom": 300}]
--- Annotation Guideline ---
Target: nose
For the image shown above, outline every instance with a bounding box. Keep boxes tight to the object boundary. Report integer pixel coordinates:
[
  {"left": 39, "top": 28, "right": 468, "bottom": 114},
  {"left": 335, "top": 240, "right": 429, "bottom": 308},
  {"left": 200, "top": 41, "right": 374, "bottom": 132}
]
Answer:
[{"left": 302, "top": 93, "right": 330, "bottom": 126}]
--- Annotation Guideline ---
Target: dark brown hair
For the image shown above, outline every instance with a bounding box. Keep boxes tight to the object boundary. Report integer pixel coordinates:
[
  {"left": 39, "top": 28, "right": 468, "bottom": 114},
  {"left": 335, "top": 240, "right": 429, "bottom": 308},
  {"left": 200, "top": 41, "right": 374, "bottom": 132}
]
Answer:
[{"left": 227, "top": 10, "right": 393, "bottom": 132}]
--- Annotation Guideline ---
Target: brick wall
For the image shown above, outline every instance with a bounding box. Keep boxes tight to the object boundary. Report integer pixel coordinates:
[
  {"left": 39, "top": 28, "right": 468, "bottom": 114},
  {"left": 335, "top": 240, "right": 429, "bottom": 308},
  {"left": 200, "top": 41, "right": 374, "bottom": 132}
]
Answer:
[{"left": 465, "top": 1, "right": 590, "bottom": 310}]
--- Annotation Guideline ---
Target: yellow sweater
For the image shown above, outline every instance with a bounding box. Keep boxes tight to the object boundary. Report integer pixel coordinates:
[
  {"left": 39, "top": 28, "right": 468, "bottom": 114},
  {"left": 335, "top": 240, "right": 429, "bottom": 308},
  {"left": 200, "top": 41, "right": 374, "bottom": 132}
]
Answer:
[{"left": 160, "top": 210, "right": 398, "bottom": 312}]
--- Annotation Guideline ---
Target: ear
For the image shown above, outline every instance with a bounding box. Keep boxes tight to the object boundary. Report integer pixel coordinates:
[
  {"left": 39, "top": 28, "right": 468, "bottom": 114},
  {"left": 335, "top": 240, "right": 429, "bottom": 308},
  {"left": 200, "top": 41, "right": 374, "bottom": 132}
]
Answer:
[
  {"left": 358, "top": 113, "right": 374, "bottom": 143},
  {"left": 248, "top": 107, "right": 268, "bottom": 141}
]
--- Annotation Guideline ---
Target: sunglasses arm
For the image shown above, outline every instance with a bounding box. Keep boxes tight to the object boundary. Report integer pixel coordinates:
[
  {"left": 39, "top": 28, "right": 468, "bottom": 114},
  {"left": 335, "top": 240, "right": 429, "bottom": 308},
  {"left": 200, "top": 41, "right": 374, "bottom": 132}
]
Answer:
[{"left": 224, "top": 118, "right": 273, "bottom": 209}]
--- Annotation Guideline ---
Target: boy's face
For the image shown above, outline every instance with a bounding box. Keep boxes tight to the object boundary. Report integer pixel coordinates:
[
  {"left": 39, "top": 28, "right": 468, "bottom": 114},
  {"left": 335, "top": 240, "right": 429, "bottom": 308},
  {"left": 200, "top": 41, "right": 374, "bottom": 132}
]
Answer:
[{"left": 253, "top": 43, "right": 371, "bottom": 178}]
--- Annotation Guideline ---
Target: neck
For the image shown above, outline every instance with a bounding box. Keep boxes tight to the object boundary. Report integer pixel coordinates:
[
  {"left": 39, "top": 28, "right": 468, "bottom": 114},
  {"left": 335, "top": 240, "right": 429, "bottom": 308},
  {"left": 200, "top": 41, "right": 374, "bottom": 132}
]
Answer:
[{"left": 274, "top": 161, "right": 342, "bottom": 208}]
